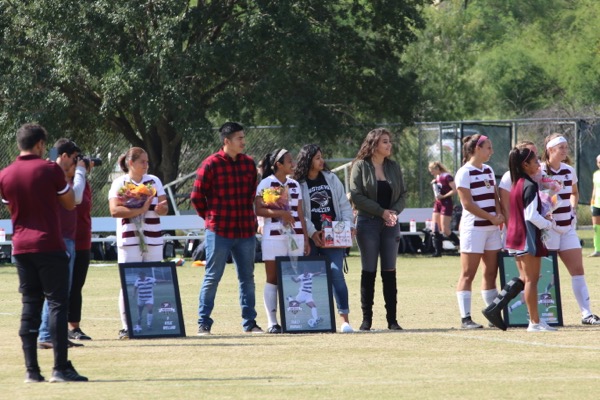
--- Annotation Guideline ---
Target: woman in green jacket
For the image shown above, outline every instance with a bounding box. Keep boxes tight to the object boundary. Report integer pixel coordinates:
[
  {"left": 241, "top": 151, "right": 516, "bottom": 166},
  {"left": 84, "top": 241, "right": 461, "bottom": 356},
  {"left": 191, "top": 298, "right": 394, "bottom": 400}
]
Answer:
[{"left": 350, "top": 128, "right": 406, "bottom": 331}]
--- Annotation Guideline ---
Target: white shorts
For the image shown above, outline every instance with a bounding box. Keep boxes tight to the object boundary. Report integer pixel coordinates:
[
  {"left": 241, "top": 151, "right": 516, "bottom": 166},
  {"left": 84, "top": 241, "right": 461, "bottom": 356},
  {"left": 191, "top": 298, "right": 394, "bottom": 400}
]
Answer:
[
  {"left": 137, "top": 298, "right": 154, "bottom": 307},
  {"left": 295, "top": 291, "right": 314, "bottom": 304},
  {"left": 544, "top": 225, "right": 581, "bottom": 251},
  {"left": 118, "top": 245, "right": 163, "bottom": 263},
  {"left": 460, "top": 228, "right": 502, "bottom": 254},
  {"left": 261, "top": 235, "right": 305, "bottom": 261}
]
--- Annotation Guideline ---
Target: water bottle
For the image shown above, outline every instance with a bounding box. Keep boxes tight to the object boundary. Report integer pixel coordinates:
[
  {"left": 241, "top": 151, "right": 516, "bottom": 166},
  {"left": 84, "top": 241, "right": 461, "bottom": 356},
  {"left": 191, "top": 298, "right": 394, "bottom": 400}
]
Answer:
[
  {"left": 409, "top": 219, "right": 417, "bottom": 233},
  {"left": 425, "top": 219, "right": 432, "bottom": 231}
]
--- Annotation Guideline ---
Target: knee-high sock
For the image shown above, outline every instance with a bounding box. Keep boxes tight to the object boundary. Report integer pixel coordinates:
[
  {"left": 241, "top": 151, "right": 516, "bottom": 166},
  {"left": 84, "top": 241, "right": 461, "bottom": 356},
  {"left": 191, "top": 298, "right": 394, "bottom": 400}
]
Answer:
[
  {"left": 595, "top": 225, "right": 600, "bottom": 252},
  {"left": 119, "top": 289, "right": 128, "bottom": 330},
  {"left": 263, "top": 283, "right": 278, "bottom": 327},
  {"left": 572, "top": 275, "right": 592, "bottom": 317},
  {"left": 481, "top": 288, "right": 498, "bottom": 307},
  {"left": 457, "top": 291, "right": 471, "bottom": 318},
  {"left": 147, "top": 312, "right": 153, "bottom": 327},
  {"left": 311, "top": 306, "right": 319, "bottom": 320}
]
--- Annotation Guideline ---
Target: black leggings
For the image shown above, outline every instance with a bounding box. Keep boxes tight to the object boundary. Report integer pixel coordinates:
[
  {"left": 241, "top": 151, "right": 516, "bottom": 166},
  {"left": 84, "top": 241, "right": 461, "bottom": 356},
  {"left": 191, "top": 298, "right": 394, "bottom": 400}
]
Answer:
[{"left": 68, "top": 249, "right": 91, "bottom": 323}]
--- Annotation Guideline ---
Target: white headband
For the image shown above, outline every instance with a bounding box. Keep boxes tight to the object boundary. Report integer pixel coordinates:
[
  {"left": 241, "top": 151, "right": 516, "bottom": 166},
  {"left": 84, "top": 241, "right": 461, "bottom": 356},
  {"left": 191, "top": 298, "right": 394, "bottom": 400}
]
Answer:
[
  {"left": 546, "top": 136, "right": 567, "bottom": 149},
  {"left": 273, "top": 148, "right": 288, "bottom": 164}
]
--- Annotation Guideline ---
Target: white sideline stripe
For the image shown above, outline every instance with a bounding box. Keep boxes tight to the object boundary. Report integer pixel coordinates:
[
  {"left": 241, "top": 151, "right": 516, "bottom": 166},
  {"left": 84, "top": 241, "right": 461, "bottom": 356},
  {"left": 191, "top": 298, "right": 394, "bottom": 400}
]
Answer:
[{"left": 433, "top": 331, "right": 600, "bottom": 351}]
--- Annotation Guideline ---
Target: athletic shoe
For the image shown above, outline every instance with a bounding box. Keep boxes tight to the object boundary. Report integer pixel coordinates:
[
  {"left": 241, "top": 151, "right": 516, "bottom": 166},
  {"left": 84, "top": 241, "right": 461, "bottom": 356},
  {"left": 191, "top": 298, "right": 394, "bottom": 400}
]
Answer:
[
  {"left": 267, "top": 324, "right": 282, "bottom": 334},
  {"left": 49, "top": 361, "right": 88, "bottom": 382},
  {"left": 461, "top": 317, "right": 483, "bottom": 329},
  {"left": 118, "top": 329, "right": 129, "bottom": 340},
  {"left": 582, "top": 314, "right": 600, "bottom": 325},
  {"left": 482, "top": 308, "right": 507, "bottom": 331},
  {"left": 588, "top": 251, "right": 600, "bottom": 257},
  {"left": 197, "top": 324, "right": 211, "bottom": 336},
  {"left": 37, "top": 340, "right": 84, "bottom": 349},
  {"left": 243, "top": 322, "right": 264, "bottom": 333},
  {"left": 527, "top": 320, "right": 558, "bottom": 332},
  {"left": 68, "top": 328, "right": 92, "bottom": 340},
  {"left": 24, "top": 370, "right": 45, "bottom": 383},
  {"left": 388, "top": 321, "right": 403, "bottom": 331},
  {"left": 340, "top": 322, "right": 354, "bottom": 333}
]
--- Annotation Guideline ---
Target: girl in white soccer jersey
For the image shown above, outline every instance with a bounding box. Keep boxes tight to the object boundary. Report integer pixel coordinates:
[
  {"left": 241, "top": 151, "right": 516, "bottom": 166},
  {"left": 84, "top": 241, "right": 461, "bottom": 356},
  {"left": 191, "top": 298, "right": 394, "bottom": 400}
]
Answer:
[
  {"left": 133, "top": 270, "right": 157, "bottom": 331},
  {"left": 454, "top": 134, "right": 504, "bottom": 329},
  {"left": 255, "top": 149, "right": 310, "bottom": 334},
  {"left": 291, "top": 269, "right": 322, "bottom": 324},
  {"left": 108, "top": 147, "right": 169, "bottom": 339},
  {"left": 541, "top": 134, "right": 600, "bottom": 325}
]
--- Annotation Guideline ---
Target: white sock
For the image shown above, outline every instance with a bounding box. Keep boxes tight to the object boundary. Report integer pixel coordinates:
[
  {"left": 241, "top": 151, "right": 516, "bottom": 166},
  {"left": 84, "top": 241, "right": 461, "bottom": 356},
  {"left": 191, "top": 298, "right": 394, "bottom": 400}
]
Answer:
[
  {"left": 263, "top": 283, "right": 279, "bottom": 327},
  {"left": 311, "top": 306, "right": 319, "bottom": 320},
  {"left": 147, "top": 313, "right": 153, "bottom": 327},
  {"left": 510, "top": 300, "right": 523, "bottom": 311},
  {"left": 572, "top": 275, "right": 592, "bottom": 317},
  {"left": 118, "top": 289, "right": 128, "bottom": 329},
  {"left": 457, "top": 291, "right": 471, "bottom": 318},
  {"left": 482, "top": 288, "right": 499, "bottom": 307}
]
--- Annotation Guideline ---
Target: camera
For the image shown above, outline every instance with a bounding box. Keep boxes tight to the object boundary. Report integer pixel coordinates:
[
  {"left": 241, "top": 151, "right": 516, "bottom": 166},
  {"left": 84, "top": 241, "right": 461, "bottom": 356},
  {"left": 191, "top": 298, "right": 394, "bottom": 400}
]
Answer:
[{"left": 77, "top": 154, "right": 103, "bottom": 167}]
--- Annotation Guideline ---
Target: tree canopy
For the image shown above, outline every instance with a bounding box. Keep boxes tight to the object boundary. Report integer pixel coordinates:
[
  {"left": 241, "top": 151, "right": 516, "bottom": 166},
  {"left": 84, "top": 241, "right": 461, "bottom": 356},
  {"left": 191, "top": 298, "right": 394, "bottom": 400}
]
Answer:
[{"left": 0, "top": 0, "right": 425, "bottom": 183}]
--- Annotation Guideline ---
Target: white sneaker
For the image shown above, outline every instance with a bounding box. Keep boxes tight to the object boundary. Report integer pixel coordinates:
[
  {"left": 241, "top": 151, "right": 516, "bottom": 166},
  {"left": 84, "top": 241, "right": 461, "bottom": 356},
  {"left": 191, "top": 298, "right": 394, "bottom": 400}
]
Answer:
[
  {"left": 340, "top": 322, "right": 354, "bottom": 333},
  {"left": 527, "top": 320, "right": 558, "bottom": 332}
]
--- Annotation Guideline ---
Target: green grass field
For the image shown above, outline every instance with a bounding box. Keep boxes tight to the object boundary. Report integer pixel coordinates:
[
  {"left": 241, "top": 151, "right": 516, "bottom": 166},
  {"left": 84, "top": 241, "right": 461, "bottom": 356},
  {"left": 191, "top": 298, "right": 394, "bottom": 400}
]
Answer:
[{"left": 2, "top": 230, "right": 600, "bottom": 399}]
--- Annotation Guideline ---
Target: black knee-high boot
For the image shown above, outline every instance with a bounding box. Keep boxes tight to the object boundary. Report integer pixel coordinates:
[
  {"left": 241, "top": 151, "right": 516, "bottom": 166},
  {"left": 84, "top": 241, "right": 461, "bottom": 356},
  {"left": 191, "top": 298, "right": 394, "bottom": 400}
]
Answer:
[
  {"left": 381, "top": 270, "right": 402, "bottom": 330},
  {"left": 360, "top": 271, "right": 376, "bottom": 331},
  {"left": 432, "top": 232, "right": 443, "bottom": 257}
]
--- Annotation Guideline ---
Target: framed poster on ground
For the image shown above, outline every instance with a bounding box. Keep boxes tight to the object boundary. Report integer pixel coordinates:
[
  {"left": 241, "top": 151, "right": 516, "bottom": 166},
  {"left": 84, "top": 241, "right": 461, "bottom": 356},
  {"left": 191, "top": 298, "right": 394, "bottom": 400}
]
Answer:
[
  {"left": 119, "top": 262, "right": 186, "bottom": 338},
  {"left": 499, "top": 252, "right": 563, "bottom": 328},
  {"left": 276, "top": 256, "right": 336, "bottom": 333}
]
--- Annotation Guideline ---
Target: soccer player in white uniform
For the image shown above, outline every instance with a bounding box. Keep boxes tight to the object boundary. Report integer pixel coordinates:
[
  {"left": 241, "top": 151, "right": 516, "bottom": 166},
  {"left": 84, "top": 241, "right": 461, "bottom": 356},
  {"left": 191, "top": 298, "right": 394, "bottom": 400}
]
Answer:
[
  {"left": 292, "top": 270, "right": 322, "bottom": 324},
  {"left": 133, "top": 271, "right": 157, "bottom": 331},
  {"left": 454, "top": 134, "right": 504, "bottom": 329}
]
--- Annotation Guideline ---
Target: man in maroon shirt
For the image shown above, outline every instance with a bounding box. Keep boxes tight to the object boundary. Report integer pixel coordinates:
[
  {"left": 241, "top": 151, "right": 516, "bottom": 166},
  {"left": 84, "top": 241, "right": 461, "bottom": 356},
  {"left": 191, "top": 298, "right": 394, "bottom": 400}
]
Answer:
[
  {"left": 191, "top": 122, "right": 262, "bottom": 334},
  {"left": 0, "top": 124, "right": 87, "bottom": 383}
]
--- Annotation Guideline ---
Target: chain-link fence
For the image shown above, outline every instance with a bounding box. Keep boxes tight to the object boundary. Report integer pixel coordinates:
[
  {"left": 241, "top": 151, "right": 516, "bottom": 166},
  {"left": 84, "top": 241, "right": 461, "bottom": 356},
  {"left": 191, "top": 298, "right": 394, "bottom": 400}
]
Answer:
[{"left": 1, "top": 119, "right": 598, "bottom": 221}]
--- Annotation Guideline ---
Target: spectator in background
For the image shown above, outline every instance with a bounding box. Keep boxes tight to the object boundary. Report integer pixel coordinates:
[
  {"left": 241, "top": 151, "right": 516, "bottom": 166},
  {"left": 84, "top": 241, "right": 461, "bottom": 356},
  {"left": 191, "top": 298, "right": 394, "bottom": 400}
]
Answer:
[
  {"left": 454, "top": 134, "right": 504, "bottom": 329},
  {"left": 69, "top": 159, "right": 95, "bottom": 341},
  {"left": 109, "top": 147, "right": 169, "bottom": 339},
  {"left": 350, "top": 128, "right": 406, "bottom": 331},
  {"left": 295, "top": 144, "right": 355, "bottom": 333},
  {"left": 428, "top": 161, "right": 459, "bottom": 257},
  {"left": 38, "top": 139, "right": 86, "bottom": 350},
  {"left": 0, "top": 124, "right": 87, "bottom": 382},
  {"left": 589, "top": 154, "right": 600, "bottom": 257},
  {"left": 191, "top": 122, "right": 262, "bottom": 335}
]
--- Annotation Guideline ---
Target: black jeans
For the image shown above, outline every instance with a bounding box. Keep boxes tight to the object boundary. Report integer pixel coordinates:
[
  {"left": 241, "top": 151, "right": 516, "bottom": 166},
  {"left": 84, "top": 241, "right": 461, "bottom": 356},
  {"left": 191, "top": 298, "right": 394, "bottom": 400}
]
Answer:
[
  {"left": 69, "top": 249, "right": 91, "bottom": 323},
  {"left": 15, "top": 251, "right": 70, "bottom": 371}
]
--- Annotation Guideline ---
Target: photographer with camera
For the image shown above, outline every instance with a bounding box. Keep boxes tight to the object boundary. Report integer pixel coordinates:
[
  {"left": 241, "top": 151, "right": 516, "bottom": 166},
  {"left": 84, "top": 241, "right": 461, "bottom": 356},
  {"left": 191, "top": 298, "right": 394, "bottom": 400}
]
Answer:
[{"left": 38, "top": 139, "right": 87, "bottom": 350}]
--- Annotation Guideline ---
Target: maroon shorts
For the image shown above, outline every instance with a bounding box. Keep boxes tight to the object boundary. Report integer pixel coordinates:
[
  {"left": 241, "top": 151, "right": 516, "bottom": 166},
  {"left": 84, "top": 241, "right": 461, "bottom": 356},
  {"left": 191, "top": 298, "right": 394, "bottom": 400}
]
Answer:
[{"left": 433, "top": 198, "right": 453, "bottom": 216}]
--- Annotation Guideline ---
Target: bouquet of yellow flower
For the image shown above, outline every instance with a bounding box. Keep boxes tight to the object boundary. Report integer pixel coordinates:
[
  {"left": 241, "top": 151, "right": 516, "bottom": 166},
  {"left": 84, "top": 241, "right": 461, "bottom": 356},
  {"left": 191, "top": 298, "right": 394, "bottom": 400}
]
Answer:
[
  {"left": 261, "top": 185, "right": 290, "bottom": 211},
  {"left": 260, "top": 185, "right": 298, "bottom": 251},
  {"left": 118, "top": 182, "right": 156, "bottom": 253},
  {"left": 117, "top": 182, "right": 156, "bottom": 209}
]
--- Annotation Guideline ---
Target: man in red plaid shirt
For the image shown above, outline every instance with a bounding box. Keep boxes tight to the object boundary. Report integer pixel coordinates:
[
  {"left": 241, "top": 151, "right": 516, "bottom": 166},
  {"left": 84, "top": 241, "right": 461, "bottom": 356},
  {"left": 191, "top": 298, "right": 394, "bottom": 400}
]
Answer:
[{"left": 191, "top": 122, "right": 263, "bottom": 334}]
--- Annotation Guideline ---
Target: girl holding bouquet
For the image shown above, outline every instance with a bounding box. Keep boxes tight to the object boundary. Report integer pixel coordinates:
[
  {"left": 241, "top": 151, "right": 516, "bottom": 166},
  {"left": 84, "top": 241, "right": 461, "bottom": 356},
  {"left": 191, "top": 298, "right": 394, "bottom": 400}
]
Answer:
[
  {"left": 295, "top": 144, "right": 355, "bottom": 333},
  {"left": 484, "top": 147, "right": 557, "bottom": 332},
  {"left": 255, "top": 149, "right": 309, "bottom": 334},
  {"left": 541, "top": 134, "right": 600, "bottom": 325},
  {"left": 108, "top": 147, "right": 168, "bottom": 339}
]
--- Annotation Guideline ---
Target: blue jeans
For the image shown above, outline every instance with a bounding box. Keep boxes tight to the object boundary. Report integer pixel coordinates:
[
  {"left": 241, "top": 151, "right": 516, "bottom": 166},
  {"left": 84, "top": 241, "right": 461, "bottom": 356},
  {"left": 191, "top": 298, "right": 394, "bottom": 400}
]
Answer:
[
  {"left": 198, "top": 231, "right": 257, "bottom": 330},
  {"left": 309, "top": 242, "right": 350, "bottom": 314},
  {"left": 38, "top": 238, "right": 75, "bottom": 342},
  {"left": 355, "top": 216, "right": 401, "bottom": 273}
]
